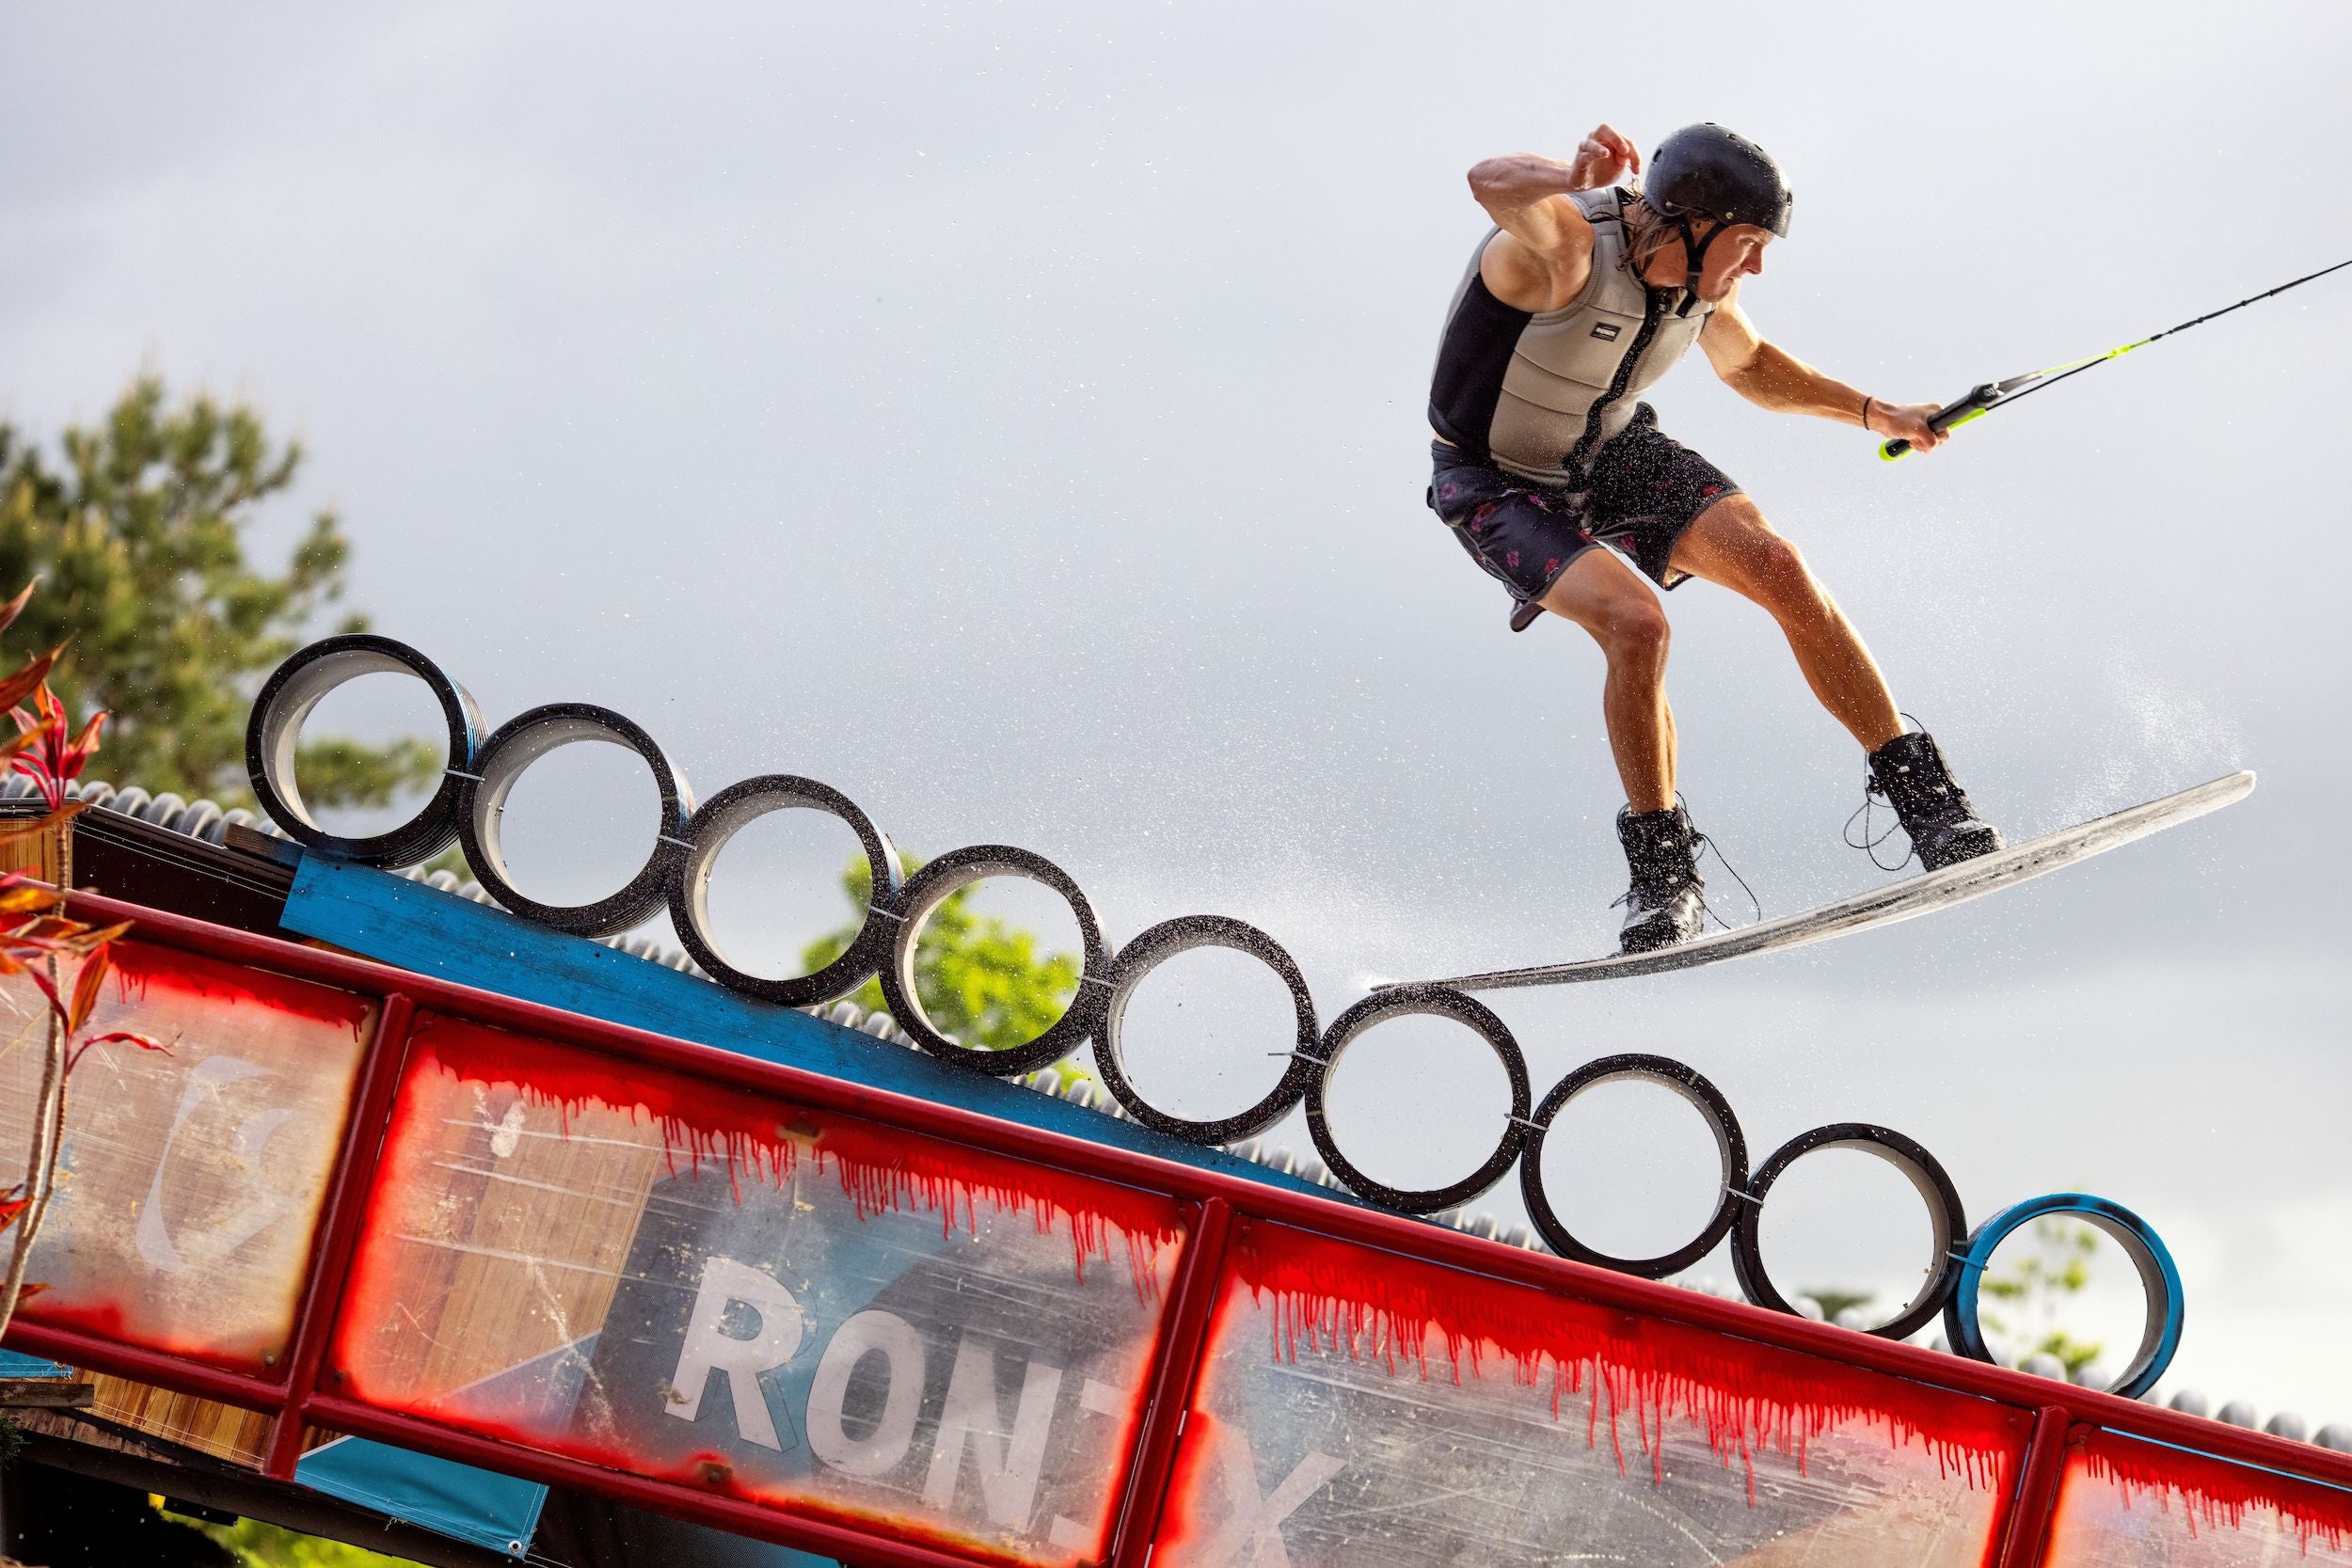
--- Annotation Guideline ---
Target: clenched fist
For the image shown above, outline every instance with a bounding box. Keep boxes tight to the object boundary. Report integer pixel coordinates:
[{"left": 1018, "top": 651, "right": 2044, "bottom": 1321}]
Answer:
[
  {"left": 1867, "top": 400, "right": 1949, "bottom": 451},
  {"left": 1567, "top": 123, "right": 1642, "bottom": 192}
]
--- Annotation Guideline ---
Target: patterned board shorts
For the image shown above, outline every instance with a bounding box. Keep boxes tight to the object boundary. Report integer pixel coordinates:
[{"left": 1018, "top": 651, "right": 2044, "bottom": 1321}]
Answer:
[{"left": 1426, "top": 404, "right": 1741, "bottom": 604}]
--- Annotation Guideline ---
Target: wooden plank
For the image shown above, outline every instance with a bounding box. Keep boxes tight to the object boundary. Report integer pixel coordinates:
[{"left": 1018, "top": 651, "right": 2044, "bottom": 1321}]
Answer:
[
  {"left": 80, "top": 1372, "right": 275, "bottom": 1467},
  {"left": 278, "top": 855, "right": 1340, "bottom": 1202},
  {"left": 0, "top": 1377, "right": 94, "bottom": 1408},
  {"left": 405, "top": 1086, "right": 661, "bottom": 1401}
]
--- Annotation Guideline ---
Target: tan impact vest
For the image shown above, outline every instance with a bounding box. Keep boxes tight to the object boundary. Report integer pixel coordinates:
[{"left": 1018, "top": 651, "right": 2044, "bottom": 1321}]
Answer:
[{"left": 1433, "top": 188, "right": 1713, "bottom": 484}]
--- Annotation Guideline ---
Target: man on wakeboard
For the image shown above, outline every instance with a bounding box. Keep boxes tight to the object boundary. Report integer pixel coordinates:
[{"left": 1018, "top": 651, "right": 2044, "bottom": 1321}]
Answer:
[{"left": 1427, "top": 121, "right": 2002, "bottom": 954}]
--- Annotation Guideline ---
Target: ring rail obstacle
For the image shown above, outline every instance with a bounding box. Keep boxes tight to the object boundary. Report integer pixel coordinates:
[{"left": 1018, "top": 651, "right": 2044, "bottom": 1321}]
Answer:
[
  {"left": 246, "top": 634, "right": 2184, "bottom": 1393},
  {"left": 0, "top": 700, "right": 2342, "bottom": 1565}
]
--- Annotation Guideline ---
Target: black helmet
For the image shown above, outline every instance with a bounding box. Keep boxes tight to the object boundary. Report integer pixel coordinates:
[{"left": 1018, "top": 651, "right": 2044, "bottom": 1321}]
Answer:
[
  {"left": 1646, "top": 124, "right": 1793, "bottom": 236},
  {"left": 1641, "top": 123, "right": 1793, "bottom": 313}
]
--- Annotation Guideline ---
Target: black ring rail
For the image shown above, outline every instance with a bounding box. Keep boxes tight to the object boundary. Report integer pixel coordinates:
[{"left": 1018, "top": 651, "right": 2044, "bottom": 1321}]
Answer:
[{"left": 245, "top": 636, "right": 2182, "bottom": 1369}]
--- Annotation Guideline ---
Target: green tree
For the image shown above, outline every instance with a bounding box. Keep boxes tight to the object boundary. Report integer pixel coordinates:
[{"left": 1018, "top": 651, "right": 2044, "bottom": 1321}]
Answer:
[
  {"left": 1978, "top": 1216, "right": 2106, "bottom": 1379},
  {"left": 1804, "top": 1287, "right": 1879, "bottom": 1323},
  {"left": 803, "top": 855, "right": 1081, "bottom": 1061},
  {"left": 158, "top": 1499, "right": 427, "bottom": 1568},
  {"left": 1809, "top": 1218, "right": 2106, "bottom": 1376},
  {"left": 0, "top": 374, "right": 435, "bottom": 809}
]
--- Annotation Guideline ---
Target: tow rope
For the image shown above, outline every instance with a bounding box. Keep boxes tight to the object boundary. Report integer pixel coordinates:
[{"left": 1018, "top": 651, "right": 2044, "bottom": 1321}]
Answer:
[{"left": 1880, "top": 255, "right": 2352, "bottom": 460}]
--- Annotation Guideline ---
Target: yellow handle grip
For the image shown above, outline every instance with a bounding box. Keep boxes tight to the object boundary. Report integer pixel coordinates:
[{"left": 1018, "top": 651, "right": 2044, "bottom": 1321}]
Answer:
[{"left": 1879, "top": 404, "right": 1988, "bottom": 461}]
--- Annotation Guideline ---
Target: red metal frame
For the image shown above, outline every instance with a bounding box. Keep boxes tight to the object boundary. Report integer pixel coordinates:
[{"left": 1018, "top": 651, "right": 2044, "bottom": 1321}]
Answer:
[
  {"left": 1108, "top": 1196, "right": 1232, "bottom": 1568},
  {"left": 1994, "top": 1405, "right": 2075, "bottom": 1568},
  {"left": 9, "top": 888, "right": 2349, "bottom": 1568},
  {"left": 264, "top": 991, "right": 417, "bottom": 1479}
]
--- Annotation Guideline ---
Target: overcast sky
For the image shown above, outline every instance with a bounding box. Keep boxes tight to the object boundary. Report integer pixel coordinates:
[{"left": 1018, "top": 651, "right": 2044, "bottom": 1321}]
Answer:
[{"left": 5, "top": 3, "right": 2348, "bottom": 1425}]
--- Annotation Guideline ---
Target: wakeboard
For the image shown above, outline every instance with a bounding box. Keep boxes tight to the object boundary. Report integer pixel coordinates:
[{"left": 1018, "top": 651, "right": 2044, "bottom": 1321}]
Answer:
[{"left": 1390, "top": 769, "right": 2254, "bottom": 994}]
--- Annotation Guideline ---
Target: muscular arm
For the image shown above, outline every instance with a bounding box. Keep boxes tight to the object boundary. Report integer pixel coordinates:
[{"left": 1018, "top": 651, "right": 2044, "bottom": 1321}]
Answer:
[
  {"left": 1699, "top": 290, "right": 1949, "bottom": 450},
  {"left": 1466, "top": 125, "right": 1639, "bottom": 312}
]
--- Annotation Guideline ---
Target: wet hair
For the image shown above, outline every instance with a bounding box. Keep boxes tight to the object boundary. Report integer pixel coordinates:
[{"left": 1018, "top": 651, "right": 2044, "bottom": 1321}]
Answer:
[{"left": 1620, "top": 195, "right": 1685, "bottom": 277}]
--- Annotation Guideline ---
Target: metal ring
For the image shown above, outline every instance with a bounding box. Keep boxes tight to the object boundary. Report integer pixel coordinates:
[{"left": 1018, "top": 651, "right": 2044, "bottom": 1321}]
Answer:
[
  {"left": 876, "top": 845, "right": 1108, "bottom": 1078},
  {"left": 1304, "top": 984, "right": 1531, "bottom": 1215},
  {"left": 666, "top": 775, "right": 904, "bottom": 1007},
  {"left": 455, "top": 704, "right": 695, "bottom": 938},
  {"left": 1518, "top": 1054, "right": 1749, "bottom": 1278},
  {"left": 1942, "top": 1193, "right": 2183, "bottom": 1399},
  {"left": 245, "top": 634, "right": 485, "bottom": 867},
  {"left": 1730, "top": 1122, "right": 1967, "bottom": 1340},
  {"left": 1092, "top": 915, "right": 1318, "bottom": 1147}
]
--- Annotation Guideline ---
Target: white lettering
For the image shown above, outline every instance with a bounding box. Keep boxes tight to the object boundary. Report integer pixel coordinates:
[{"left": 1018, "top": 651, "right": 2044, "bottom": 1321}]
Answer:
[
  {"left": 806, "top": 1309, "right": 925, "bottom": 1477},
  {"left": 135, "top": 1057, "right": 302, "bottom": 1273},
  {"left": 664, "top": 1256, "right": 804, "bottom": 1451},
  {"left": 1046, "top": 1378, "right": 1133, "bottom": 1549},
  {"left": 1202, "top": 1429, "right": 1343, "bottom": 1568},
  {"left": 920, "top": 1335, "right": 1063, "bottom": 1528}
]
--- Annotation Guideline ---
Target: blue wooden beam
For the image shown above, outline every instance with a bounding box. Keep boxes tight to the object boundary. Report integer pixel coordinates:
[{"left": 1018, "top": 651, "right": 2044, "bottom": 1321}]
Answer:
[{"left": 279, "top": 854, "right": 1339, "bottom": 1203}]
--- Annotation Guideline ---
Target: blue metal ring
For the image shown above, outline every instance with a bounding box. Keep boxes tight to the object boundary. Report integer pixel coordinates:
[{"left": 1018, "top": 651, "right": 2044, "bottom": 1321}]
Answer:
[{"left": 1941, "top": 1192, "right": 2183, "bottom": 1400}]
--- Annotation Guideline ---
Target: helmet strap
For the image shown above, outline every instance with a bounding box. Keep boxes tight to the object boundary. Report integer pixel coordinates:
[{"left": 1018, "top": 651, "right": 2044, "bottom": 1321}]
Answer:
[{"left": 1674, "top": 216, "right": 1725, "bottom": 317}]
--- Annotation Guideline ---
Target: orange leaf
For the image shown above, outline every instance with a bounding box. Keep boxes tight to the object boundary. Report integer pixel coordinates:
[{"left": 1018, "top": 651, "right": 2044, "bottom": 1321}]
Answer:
[
  {"left": 69, "top": 947, "right": 110, "bottom": 1033},
  {"left": 14, "top": 1281, "right": 52, "bottom": 1307},
  {"left": 0, "top": 884, "right": 52, "bottom": 915},
  {"left": 0, "top": 578, "right": 37, "bottom": 639},
  {"left": 62, "top": 920, "right": 132, "bottom": 953},
  {"left": 0, "top": 648, "right": 60, "bottom": 715},
  {"left": 22, "top": 962, "right": 66, "bottom": 1022},
  {"left": 0, "top": 1191, "right": 26, "bottom": 1232},
  {"left": 64, "top": 709, "right": 107, "bottom": 770},
  {"left": 83, "top": 1028, "right": 165, "bottom": 1052},
  {"left": 70, "top": 1028, "right": 165, "bottom": 1073}
]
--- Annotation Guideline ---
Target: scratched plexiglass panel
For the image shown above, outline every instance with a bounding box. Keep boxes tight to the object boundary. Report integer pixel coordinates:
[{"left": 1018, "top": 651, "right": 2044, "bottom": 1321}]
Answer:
[
  {"left": 0, "top": 939, "right": 375, "bottom": 1370},
  {"left": 2042, "top": 1428, "right": 2352, "bottom": 1566},
  {"left": 332, "top": 1014, "right": 1185, "bottom": 1567},
  {"left": 1155, "top": 1224, "right": 2027, "bottom": 1568}
]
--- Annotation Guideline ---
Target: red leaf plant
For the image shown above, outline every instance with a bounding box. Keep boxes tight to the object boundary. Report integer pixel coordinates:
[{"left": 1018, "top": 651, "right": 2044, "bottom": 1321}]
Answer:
[{"left": 0, "top": 579, "right": 164, "bottom": 1342}]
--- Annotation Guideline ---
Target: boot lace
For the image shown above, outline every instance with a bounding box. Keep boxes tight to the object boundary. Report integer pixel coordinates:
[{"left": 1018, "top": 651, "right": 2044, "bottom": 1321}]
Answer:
[
  {"left": 1847, "top": 713, "right": 1924, "bottom": 873},
  {"left": 1845, "top": 780, "right": 1913, "bottom": 872},
  {"left": 1687, "top": 800, "right": 1762, "bottom": 932},
  {"left": 1610, "top": 798, "right": 1763, "bottom": 932}
]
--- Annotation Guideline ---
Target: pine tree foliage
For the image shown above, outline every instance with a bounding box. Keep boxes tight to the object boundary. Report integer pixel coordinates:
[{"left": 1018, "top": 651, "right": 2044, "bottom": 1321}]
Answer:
[{"left": 0, "top": 375, "right": 435, "bottom": 808}]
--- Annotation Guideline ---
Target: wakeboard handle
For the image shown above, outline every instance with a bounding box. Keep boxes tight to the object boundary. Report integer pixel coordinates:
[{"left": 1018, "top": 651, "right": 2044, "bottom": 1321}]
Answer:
[
  {"left": 1877, "top": 254, "right": 2352, "bottom": 461},
  {"left": 1880, "top": 380, "right": 2008, "bottom": 461}
]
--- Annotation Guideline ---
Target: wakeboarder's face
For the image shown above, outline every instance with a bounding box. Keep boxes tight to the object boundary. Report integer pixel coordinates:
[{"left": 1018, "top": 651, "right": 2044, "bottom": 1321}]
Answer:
[
  {"left": 1698, "top": 225, "right": 1772, "bottom": 300},
  {"left": 1645, "top": 223, "right": 1774, "bottom": 301}
]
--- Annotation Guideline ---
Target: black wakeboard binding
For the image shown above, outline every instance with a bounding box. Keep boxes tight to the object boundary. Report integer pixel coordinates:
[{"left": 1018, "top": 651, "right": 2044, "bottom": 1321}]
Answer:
[
  {"left": 1866, "top": 730, "right": 2004, "bottom": 870},
  {"left": 1616, "top": 803, "right": 1707, "bottom": 953}
]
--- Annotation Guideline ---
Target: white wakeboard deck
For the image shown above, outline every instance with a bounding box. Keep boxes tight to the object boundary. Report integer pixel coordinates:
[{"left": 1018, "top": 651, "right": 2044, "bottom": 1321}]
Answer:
[{"left": 1394, "top": 770, "right": 2254, "bottom": 994}]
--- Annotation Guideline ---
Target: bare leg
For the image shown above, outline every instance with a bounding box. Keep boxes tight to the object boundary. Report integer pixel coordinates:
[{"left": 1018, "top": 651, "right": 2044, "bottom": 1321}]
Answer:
[
  {"left": 1539, "top": 547, "right": 1676, "bottom": 812},
  {"left": 1668, "top": 495, "right": 1903, "bottom": 752}
]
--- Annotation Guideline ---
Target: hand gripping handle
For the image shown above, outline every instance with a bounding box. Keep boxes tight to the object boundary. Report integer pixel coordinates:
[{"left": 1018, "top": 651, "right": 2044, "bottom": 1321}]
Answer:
[{"left": 1880, "top": 383, "right": 2001, "bottom": 461}]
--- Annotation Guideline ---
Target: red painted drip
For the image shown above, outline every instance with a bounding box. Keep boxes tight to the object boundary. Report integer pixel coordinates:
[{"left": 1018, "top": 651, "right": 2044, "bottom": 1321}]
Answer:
[
  {"left": 372, "top": 1013, "right": 1185, "bottom": 1292},
  {"left": 2069, "top": 1427, "right": 2352, "bottom": 1554},
  {"left": 104, "top": 938, "right": 376, "bottom": 1041},
  {"left": 1227, "top": 1226, "right": 2023, "bottom": 1499},
  {"left": 324, "top": 1012, "right": 1176, "bottom": 1564}
]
